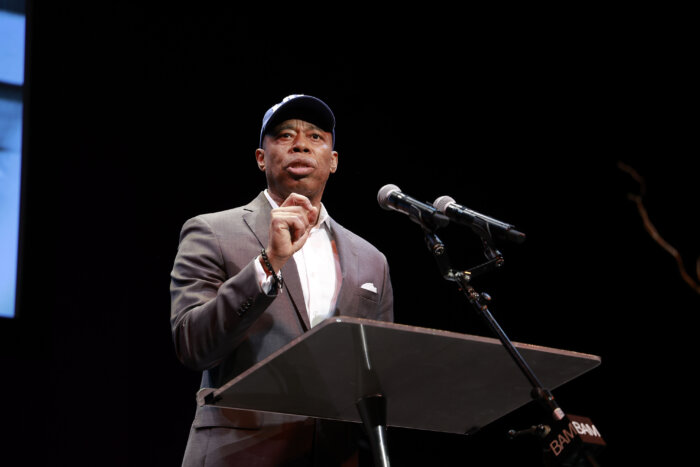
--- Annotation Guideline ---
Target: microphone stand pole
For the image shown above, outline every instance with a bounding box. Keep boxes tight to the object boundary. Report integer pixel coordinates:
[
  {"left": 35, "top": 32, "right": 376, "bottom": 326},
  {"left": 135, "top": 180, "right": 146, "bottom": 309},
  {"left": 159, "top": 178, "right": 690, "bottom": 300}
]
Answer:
[{"left": 422, "top": 227, "right": 602, "bottom": 466}]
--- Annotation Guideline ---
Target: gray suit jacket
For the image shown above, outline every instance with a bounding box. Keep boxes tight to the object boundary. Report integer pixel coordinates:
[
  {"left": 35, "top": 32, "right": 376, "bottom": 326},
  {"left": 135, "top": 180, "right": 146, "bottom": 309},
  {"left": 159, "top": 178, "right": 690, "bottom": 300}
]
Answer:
[{"left": 170, "top": 192, "right": 394, "bottom": 464}]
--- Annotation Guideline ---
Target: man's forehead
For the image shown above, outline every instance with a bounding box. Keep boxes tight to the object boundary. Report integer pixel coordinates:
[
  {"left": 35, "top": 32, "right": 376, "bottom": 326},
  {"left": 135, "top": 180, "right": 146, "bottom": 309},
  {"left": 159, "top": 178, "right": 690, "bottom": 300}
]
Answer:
[{"left": 270, "top": 119, "right": 327, "bottom": 133}]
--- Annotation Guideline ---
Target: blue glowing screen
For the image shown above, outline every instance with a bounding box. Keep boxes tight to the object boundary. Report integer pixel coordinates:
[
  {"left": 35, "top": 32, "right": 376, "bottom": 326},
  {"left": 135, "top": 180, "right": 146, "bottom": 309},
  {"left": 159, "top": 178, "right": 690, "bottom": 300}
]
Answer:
[{"left": 0, "top": 5, "right": 26, "bottom": 318}]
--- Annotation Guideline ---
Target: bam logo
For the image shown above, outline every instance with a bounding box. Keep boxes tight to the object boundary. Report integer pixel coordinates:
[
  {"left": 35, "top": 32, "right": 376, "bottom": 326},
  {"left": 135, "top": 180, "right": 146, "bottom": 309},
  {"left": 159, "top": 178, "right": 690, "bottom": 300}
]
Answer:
[
  {"left": 548, "top": 414, "right": 605, "bottom": 457},
  {"left": 548, "top": 421, "right": 577, "bottom": 456},
  {"left": 572, "top": 420, "right": 603, "bottom": 439}
]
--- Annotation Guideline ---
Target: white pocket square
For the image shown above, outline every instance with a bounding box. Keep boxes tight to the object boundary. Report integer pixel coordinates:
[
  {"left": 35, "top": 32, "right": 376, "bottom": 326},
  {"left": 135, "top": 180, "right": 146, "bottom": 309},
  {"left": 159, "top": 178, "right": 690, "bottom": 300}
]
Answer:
[{"left": 360, "top": 282, "right": 377, "bottom": 293}]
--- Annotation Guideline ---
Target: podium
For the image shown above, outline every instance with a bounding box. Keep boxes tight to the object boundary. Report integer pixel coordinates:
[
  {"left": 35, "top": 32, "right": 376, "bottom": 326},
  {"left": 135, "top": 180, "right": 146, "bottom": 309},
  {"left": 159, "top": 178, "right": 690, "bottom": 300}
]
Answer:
[{"left": 198, "top": 317, "right": 600, "bottom": 464}]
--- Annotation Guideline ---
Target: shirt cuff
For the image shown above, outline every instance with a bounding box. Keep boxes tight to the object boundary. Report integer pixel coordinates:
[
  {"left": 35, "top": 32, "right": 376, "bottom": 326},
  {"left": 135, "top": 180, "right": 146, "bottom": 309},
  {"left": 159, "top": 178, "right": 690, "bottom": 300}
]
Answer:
[{"left": 254, "top": 255, "right": 281, "bottom": 296}]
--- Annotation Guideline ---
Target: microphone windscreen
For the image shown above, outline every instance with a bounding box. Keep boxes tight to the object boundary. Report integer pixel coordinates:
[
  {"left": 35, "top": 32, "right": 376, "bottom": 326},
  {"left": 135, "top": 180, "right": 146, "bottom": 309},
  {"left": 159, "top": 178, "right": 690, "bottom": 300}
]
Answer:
[
  {"left": 432, "top": 195, "right": 456, "bottom": 214},
  {"left": 377, "top": 184, "right": 400, "bottom": 210}
]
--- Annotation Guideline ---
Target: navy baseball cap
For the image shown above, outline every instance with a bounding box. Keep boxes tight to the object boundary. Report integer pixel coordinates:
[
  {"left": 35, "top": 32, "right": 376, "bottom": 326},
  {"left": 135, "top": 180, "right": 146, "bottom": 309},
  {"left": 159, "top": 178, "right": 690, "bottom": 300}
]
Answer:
[{"left": 259, "top": 94, "right": 336, "bottom": 148}]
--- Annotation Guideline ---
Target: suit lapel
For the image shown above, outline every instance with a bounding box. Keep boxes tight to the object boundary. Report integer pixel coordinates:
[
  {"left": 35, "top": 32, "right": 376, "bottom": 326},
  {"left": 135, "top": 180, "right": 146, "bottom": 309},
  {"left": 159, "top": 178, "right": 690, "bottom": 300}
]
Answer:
[
  {"left": 243, "top": 192, "right": 310, "bottom": 331},
  {"left": 330, "top": 220, "right": 358, "bottom": 318}
]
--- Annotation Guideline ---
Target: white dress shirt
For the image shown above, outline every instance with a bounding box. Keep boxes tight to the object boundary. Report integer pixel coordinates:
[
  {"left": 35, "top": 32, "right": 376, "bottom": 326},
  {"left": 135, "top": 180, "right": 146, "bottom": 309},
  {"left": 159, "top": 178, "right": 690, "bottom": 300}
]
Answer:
[{"left": 255, "top": 190, "right": 342, "bottom": 327}]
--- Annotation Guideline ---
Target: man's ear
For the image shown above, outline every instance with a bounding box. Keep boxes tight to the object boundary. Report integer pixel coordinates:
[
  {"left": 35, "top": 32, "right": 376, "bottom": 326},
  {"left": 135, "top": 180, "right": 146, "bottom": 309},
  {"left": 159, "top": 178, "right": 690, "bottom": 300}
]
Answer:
[
  {"left": 255, "top": 149, "right": 265, "bottom": 171},
  {"left": 330, "top": 151, "right": 338, "bottom": 173}
]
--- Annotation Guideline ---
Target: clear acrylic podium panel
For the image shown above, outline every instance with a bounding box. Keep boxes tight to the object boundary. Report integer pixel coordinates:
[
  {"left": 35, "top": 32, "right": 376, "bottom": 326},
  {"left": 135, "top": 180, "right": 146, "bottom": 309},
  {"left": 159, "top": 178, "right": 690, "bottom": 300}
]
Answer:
[{"left": 202, "top": 317, "right": 600, "bottom": 435}]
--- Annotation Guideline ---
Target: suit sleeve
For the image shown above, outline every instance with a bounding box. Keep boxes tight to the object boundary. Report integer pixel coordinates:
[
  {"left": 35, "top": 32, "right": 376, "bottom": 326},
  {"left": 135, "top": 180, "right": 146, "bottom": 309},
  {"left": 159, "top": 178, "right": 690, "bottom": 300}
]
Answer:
[{"left": 169, "top": 216, "right": 275, "bottom": 371}]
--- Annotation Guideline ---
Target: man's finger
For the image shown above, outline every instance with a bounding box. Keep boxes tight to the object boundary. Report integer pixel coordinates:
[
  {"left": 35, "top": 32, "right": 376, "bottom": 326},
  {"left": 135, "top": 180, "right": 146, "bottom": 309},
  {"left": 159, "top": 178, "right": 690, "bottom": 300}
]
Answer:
[
  {"left": 280, "top": 192, "right": 313, "bottom": 209},
  {"left": 280, "top": 193, "right": 318, "bottom": 227}
]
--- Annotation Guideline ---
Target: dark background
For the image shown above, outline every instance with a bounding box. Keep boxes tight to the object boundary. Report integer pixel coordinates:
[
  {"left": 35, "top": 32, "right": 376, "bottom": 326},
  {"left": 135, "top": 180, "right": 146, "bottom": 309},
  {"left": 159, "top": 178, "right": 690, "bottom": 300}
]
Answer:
[{"left": 2, "top": 3, "right": 697, "bottom": 465}]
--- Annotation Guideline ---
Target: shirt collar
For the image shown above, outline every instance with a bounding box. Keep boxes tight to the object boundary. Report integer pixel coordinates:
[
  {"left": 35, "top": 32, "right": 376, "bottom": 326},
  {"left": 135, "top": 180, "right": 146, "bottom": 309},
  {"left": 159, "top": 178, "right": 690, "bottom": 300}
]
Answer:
[{"left": 263, "top": 189, "right": 332, "bottom": 232}]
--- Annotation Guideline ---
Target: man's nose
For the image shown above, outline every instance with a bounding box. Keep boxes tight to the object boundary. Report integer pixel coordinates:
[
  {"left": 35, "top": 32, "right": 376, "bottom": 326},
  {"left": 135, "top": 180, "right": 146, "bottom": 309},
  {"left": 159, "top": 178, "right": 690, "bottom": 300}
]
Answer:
[{"left": 292, "top": 134, "right": 310, "bottom": 152}]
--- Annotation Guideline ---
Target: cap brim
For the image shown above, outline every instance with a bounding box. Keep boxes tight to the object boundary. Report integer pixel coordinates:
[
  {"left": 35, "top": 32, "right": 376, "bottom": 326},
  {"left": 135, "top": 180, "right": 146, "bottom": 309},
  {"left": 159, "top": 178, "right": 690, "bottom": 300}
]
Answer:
[{"left": 260, "top": 95, "right": 335, "bottom": 146}]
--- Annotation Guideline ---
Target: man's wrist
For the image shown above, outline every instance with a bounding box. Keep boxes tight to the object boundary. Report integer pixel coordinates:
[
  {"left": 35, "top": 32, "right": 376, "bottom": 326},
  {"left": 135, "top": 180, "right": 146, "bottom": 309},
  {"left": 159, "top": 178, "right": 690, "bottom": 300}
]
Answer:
[
  {"left": 258, "top": 255, "right": 274, "bottom": 277},
  {"left": 260, "top": 249, "right": 283, "bottom": 289},
  {"left": 254, "top": 255, "right": 282, "bottom": 295}
]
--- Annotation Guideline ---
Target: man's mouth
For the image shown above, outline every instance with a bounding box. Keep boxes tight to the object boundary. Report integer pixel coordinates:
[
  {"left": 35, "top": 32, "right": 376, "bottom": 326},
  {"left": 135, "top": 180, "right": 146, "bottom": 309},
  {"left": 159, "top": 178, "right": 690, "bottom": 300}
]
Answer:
[{"left": 286, "top": 159, "right": 315, "bottom": 177}]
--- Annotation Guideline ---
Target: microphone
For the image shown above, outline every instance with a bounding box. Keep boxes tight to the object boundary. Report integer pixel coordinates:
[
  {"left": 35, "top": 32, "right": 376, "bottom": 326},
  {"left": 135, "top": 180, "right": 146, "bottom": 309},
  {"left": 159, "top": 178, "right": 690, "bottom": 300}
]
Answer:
[
  {"left": 433, "top": 195, "right": 526, "bottom": 244},
  {"left": 378, "top": 184, "right": 449, "bottom": 230}
]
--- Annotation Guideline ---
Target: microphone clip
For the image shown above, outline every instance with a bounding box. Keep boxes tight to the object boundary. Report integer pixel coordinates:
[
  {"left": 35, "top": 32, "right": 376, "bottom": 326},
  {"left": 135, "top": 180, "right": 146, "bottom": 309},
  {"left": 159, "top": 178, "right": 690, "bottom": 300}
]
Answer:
[{"left": 422, "top": 227, "right": 504, "bottom": 285}]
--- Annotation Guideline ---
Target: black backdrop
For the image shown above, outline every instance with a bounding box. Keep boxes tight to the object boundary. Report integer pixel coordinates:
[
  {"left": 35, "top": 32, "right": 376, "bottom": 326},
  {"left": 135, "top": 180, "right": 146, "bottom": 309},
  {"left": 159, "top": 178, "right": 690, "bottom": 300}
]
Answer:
[{"left": 2, "top": 3, "right": 698, "bottom": 466}]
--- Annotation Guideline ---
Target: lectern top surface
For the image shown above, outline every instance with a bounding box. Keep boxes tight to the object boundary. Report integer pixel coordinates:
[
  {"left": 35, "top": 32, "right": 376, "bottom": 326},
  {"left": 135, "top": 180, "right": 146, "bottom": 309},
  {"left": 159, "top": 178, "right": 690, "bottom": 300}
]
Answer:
[{"left": 202, "top": 317, "right": 600, "bottom": 435}]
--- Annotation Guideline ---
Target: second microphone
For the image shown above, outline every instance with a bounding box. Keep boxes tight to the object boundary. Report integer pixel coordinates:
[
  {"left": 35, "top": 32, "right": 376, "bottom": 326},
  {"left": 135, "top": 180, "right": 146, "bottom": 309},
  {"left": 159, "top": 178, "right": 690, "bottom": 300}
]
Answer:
[{"left": 377, "top": 184, "right": 449, "bottom": 230}]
